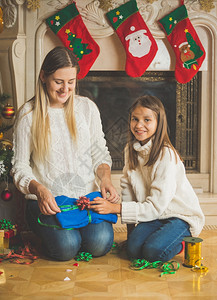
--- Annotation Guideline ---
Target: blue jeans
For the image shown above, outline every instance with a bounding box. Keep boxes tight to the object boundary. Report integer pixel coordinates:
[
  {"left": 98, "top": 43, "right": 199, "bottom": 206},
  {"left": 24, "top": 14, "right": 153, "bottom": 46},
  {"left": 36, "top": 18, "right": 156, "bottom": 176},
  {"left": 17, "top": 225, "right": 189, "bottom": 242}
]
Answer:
[
  {"left": 127, "top": 218, "right": 191, "bottom": 262},
  {"left": 26, "top": 200, "right": 114, "bottom": 261}
]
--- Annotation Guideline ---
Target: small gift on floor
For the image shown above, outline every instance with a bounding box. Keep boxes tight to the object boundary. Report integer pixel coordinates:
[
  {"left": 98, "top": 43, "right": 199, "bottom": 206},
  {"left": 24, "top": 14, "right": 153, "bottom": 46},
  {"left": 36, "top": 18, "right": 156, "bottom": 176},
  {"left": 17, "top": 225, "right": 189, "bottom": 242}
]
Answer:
[{"left": 0, "top": 219, "right": 23, "bottom": 252}]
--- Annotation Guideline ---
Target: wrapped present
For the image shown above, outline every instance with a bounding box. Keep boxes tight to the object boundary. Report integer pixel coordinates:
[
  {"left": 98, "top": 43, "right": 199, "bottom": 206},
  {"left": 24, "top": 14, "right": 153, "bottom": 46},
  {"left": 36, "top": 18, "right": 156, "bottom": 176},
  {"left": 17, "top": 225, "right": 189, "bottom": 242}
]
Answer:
[
  {"left": 55, "top": 192, "right": 118, "bottom": 229},
  {"left": 0, "top": 230, "right": 4, "bottom": 248},
  {"left": 0, "top": 219, "right": 21, "bottom": 250},
  {"left": 38, "top": 192, "right": 118, "bottom": 230},
  {"left": 4, "top": 229, "right": 14, "bottom": 239}
]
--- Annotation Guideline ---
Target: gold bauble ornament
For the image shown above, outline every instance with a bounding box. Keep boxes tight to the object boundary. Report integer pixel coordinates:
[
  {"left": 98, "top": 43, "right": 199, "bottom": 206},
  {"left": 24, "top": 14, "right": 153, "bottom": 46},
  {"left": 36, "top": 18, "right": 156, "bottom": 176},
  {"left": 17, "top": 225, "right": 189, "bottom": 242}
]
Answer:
[
  {"left": 0, "top": 132, "right": 3, "bottom": 140},
  {"left": 0, "top": 7, "right": 3, "bottom": 34},
  {"left": 1, "top": 104, "right": 15, "bottom": 119},
  {"left": 0, "top": 139, "right": 12, "bottom": 150}
]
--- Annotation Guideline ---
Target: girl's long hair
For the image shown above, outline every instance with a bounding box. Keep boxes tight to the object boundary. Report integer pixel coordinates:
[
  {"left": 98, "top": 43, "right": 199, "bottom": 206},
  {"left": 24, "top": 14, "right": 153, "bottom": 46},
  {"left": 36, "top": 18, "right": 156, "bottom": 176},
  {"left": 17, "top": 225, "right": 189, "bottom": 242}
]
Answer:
[
  {"left": 31, "top": 46, "right": 80, "bottom": 162},
  {"left": 128, "top": 95, "right": 181, "bottom": 170}
]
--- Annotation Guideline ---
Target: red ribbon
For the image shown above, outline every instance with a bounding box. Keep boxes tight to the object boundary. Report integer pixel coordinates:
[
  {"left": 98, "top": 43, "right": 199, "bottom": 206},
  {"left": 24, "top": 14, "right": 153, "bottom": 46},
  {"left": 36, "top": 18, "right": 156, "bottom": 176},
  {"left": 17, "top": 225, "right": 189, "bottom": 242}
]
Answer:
[
  {"left": 0, "top": 243, "right": 38, "bottom": 265},
  {"left": 76, "top": 196, "right": 90, "bottom": 211}
]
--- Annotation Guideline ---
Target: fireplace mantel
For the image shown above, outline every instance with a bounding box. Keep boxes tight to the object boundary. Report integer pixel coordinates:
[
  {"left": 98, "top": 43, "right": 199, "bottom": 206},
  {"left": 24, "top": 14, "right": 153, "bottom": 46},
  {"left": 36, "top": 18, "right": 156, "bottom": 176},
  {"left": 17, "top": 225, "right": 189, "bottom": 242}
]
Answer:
[{"left": 0, "top": 0, "right": 217, "bottom": 224}]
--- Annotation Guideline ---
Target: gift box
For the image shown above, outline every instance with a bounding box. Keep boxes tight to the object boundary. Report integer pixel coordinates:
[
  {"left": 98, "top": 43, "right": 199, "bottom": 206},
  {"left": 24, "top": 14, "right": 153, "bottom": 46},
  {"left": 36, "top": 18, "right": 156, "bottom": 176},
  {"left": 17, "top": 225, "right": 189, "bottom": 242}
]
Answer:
[
  {"left": 0, "top": 219, "right": 21, "bottom": 250},
  {"left": 55, "top": 192, "right": 118, "bottom": 229}
]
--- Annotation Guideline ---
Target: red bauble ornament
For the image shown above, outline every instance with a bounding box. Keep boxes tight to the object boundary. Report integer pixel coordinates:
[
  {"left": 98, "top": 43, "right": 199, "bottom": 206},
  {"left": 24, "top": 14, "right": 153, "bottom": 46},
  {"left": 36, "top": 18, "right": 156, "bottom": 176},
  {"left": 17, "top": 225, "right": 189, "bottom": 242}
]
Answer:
[
  {"left": 1, "top": 104, "right": 15, "bottom": 119},
  {"left": 1, "top": 189, "right": 13, "bottom": 201}
]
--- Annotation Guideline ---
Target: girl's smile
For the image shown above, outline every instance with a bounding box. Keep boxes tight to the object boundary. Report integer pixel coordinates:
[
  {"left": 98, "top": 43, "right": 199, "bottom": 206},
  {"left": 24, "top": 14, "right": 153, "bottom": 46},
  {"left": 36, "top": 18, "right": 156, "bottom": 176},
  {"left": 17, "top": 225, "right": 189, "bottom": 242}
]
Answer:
[{"left": 130, "top": 105, "right": 157, "bottom": 145}]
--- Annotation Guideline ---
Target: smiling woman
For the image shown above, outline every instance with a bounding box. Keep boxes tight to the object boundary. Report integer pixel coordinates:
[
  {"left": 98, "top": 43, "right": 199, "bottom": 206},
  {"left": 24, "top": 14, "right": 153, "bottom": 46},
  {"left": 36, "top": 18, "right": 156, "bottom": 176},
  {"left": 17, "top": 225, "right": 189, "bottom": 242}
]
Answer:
[
  {"left": 11, "top": 46, "right": 119, "bottom": 261},
  {"left": 40, "top": 67, "right": 77, "bottom": 108}
]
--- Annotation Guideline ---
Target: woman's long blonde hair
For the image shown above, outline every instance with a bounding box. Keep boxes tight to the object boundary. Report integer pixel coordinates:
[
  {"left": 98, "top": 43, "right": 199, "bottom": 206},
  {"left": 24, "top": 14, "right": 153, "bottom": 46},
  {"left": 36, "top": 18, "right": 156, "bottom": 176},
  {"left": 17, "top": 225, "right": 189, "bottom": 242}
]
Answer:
[
  {"left": 31, "top": 46, "right": 80, "bottom": 162},
  {"left": 127, "top": 95, "right": 182, "bottom": 170}
]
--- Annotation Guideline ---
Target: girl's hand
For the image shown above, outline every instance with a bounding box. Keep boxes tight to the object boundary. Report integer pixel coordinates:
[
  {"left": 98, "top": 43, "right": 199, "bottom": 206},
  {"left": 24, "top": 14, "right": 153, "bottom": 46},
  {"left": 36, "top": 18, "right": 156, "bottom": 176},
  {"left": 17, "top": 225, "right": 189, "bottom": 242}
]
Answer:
[
  {"left": 90, "top": 197, "right": 121, "bottom": 214},
  {"left": 100, "top": 178, "right": 120, "bottom": 203}
]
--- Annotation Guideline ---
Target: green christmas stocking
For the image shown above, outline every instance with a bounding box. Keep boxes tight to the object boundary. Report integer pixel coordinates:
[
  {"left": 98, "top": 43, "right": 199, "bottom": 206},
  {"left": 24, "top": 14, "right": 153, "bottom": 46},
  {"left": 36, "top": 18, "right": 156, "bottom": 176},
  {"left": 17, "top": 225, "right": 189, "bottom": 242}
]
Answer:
[
  {"left": 158, "top": 0, "right": 205, "bottom": 84},
  {"left": 46, "top": 3, "right": 99, "bottom": 79}
]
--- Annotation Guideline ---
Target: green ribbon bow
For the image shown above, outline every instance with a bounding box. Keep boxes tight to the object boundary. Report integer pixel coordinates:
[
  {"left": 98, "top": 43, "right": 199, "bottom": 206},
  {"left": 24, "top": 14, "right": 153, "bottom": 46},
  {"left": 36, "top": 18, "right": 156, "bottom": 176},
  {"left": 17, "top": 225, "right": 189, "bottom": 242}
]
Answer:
[
  {"left": 0, "top": 218, "right": 13, "bottom": 230},
  {"left": 74, "top": 251, "right": 93, "bottom": 262}
]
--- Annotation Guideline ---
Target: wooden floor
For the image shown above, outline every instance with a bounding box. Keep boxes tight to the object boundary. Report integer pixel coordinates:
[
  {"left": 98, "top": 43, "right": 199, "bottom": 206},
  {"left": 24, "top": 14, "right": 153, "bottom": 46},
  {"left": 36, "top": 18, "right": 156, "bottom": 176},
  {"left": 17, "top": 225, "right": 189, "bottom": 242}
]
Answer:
[{"left": 0, "top": 228, "right": 216, "bottom": 300}]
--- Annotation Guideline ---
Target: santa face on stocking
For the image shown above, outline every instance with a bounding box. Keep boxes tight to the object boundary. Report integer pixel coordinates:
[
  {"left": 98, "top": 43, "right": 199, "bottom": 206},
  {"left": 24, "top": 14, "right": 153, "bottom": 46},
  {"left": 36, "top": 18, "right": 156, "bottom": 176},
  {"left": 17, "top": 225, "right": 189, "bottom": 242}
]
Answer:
[
  {"left": 106, "top": 0, "right": 158, "bottom": 77},
  {"left": 125, "top": 27, "right": 152, "bottom": 58}
]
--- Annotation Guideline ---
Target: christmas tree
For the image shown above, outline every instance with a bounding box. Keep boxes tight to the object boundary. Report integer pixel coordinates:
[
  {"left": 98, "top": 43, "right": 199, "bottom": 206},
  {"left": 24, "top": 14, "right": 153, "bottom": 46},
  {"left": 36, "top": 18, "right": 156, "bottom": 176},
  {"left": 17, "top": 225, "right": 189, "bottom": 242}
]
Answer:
[
  {"left": 67, "top": 31, "right": 92, "bottom": 60},
  {"left": 186, "top": 31, "right": 204, "bottom": 60},
  {"left": 0, "top": 93, "right": 14, "bottom": 186},
  {"left": 184, "top": 30, "right": 204, "bottom": 70}
]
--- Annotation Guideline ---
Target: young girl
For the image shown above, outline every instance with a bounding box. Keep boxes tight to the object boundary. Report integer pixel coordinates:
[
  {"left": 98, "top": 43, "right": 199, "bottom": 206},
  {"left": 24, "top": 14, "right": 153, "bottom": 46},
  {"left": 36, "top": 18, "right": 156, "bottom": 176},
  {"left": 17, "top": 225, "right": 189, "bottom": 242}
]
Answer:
[{"left": 90, "top": 95, "right": 205, "bottom": 262}]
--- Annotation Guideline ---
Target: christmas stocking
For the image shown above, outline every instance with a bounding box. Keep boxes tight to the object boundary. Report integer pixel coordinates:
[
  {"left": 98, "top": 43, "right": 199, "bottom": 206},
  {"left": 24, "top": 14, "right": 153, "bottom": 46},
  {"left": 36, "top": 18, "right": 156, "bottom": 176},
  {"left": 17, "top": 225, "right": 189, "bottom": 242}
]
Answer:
[
  {"left": 106, "top": 0, "right": 158, "bottom": 77},
  {"left": 46, "top": 3, "right": 100, "bottom": 79},
  {"left": 158, "top": 0, "right": 205, "bottom": 84}
]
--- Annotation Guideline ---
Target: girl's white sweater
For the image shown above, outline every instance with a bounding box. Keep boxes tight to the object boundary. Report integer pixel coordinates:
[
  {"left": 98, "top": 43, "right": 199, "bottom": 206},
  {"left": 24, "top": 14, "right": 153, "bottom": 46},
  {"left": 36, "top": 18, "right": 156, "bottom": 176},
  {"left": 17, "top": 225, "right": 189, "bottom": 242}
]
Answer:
[
  {"left": 121, "top": 140, "right": 205, "bottom": 236},
  {"left": 11, "top": 96, "right": 112, "bottom": 200}
]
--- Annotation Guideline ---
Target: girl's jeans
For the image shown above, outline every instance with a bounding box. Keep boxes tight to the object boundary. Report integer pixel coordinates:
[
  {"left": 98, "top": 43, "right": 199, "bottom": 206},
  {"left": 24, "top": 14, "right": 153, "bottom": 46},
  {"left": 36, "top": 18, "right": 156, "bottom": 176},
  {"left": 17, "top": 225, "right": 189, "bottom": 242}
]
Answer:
[
  {"left": 127, "top": 217, "right": 191, "bottom": 262},
  {"left": 26, "top": 200, "right": 114, "bottom": 261}
]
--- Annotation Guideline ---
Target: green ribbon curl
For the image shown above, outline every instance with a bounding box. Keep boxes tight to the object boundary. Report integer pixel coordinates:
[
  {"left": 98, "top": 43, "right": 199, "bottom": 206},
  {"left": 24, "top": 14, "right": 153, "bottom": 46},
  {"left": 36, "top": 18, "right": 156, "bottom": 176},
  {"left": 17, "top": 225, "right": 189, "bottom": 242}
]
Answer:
[
  {"left": 130, "top": 259, "right": 180, "bottom": 276},
  {"left": 160, "top": 260, "right": 180, "bottom": 277},
  {"left": 110, "top": 241, "right": 120, "bottom": 254}
]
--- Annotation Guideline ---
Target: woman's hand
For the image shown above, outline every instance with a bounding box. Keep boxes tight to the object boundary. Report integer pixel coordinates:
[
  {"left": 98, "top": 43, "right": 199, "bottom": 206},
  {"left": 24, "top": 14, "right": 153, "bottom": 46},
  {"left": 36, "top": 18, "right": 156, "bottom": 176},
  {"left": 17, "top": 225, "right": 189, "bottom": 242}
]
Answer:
[
  {"left": 29, "top": 180, "right": 61, "bottom": 215},
  {"left": 90, "top": 197, "right": 121, "bottom": 214}
]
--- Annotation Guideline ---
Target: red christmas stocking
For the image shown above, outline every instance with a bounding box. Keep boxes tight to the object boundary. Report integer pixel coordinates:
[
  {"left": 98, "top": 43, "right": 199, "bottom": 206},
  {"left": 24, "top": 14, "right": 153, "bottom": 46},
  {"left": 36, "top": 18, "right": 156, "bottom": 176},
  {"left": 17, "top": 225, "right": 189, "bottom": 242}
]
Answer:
[
  {"left": 158, "top": 0, "right": 205, "bottom": 84},
  {"left": 46, "top": 3, "right": 100, "bottom": 79},
  {"left": 106, "top": 0, "right": 158, "bottom": 77}
]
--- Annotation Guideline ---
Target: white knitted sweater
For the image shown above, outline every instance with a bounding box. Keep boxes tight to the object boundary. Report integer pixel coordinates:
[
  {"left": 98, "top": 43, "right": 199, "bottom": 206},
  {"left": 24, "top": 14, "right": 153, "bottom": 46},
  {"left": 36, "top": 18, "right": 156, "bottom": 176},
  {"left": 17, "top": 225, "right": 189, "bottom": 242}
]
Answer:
[
  {"left": 11, "top": 96, "right": 112, "bottom": 200},
  {"left": 121, "top": 140, "right": 205, "bottom": 236}
]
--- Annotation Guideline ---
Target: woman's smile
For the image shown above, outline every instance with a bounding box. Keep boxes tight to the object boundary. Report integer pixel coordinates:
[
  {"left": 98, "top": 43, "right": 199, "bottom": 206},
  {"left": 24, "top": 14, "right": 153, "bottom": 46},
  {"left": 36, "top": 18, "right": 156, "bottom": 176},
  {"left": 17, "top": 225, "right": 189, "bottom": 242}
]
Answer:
[{"left": 40, "top": 67, "right": 77, "bottom": 108}]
